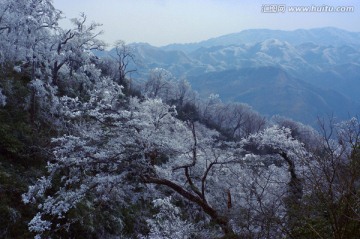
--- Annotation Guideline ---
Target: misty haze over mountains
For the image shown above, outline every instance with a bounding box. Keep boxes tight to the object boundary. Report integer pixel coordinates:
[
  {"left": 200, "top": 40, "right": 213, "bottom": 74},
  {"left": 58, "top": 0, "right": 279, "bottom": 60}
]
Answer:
[{"left": 103, "top": 27, "right": 360, "bottom": 125}]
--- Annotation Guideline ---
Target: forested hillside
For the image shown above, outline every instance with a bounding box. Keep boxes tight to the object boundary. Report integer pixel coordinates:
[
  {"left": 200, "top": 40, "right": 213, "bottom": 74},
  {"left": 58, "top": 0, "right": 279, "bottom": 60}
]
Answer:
[{"left": 1, "top": 1, "right": 360, "bottom": 238}]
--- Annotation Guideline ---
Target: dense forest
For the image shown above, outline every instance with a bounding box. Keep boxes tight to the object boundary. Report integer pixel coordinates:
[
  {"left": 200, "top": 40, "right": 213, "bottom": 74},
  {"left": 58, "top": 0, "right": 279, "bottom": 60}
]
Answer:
[{"left": 0, "top": 1, "right": 360, "bottom": 238}]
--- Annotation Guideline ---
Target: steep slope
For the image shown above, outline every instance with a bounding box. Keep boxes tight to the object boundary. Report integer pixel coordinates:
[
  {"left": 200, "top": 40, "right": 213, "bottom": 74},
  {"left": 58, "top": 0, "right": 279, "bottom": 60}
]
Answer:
[{"left": 189, "top": 67, "right": 359, "bottom": 125}]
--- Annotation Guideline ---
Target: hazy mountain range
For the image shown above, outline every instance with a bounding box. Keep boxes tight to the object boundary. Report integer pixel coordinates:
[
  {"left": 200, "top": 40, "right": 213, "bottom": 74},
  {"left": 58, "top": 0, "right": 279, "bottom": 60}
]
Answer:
[
  {"left": 162, "top": 27, "right": 360, "bottom": 52},
  {"left": 101, "top": 27, "right": 360, "bottom": 125}
]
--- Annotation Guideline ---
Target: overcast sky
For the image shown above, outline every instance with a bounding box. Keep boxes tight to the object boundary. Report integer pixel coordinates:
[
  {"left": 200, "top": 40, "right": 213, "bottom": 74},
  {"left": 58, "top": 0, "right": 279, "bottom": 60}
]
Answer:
[{"left": 52, "top": 0, "right": 360, "bottom": 47}]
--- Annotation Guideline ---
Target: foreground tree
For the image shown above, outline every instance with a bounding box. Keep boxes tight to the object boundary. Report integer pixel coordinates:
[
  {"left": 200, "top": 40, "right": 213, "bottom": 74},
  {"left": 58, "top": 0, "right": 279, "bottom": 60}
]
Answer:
[
  {"left": 22, "top": 74, "right": 194, "bottom": 237},
  {"left": 49, "top": 13, "right": 105, "bottom": 94},
  {"left": 24, "top": 77, "right": 311, "bottom": 238},
  {"left": 0, "top": 0, "right": 60, "bottom": 66},
  {"left": 292, "top": 117, "right": 360, "bottom": 238}
]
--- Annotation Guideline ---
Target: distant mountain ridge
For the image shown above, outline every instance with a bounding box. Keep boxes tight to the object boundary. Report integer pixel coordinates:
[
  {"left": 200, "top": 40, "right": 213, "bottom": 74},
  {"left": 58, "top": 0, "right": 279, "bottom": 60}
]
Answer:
[
  {"left": 161, "top": 27, "right": 360, "bottom": 53},
  {"left": 98, "top": 28, "right": 360, "bottom": 125}
]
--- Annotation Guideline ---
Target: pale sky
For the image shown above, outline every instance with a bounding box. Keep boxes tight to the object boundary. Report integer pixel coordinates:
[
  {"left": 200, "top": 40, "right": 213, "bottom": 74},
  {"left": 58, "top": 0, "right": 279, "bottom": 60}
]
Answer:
[{"left": 52, "top": 0, "right": 360, "bottom": 47}]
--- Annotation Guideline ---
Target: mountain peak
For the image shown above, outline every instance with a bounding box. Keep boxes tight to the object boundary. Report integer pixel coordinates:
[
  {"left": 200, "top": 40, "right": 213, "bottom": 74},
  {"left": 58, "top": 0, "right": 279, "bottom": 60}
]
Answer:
[{"left": 260, "top": 39, "right": 290, "bottom": 50}]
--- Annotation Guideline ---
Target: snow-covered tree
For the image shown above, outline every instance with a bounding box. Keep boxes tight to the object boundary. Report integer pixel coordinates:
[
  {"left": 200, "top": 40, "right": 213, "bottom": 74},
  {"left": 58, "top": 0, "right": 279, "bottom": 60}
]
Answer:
[
  {"left": 23, "top": 72, "right": 315, "bottom": 238},
  {"left": 272, "top": 115, "right": 322, "bottom": 151},
  {"left": 0, "top": 0, "right": 60, "bottom": 69},
  {"left": 48, "top": 13, "right": 105, "bottom": 95},
  {"left": 22, "top": 73, "right": 194, "bottom": 237},
  {"left": 294, "top": 117, "right": 360, "bottom": 238},
  {"left": 199, "top": 98, "right": 266, "bottom": 139},
  {"left": 144, "top": 197, "right": 195, "bottom": 239},
  {"left": 143, "top": 124, "right": 310, "bottom": 237},
  {"left": 112, "top": 40, "right": 136, "bottom": 86},
  {"left": 144, "top": 68, "right": 176, "bottom": 100}
]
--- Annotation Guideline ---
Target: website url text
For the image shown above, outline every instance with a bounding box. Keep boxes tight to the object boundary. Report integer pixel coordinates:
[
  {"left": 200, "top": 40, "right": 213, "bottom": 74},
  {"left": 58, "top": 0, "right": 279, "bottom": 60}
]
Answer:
[{"left": 261, "top": 5, "right": 355, "bottom": 13}]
